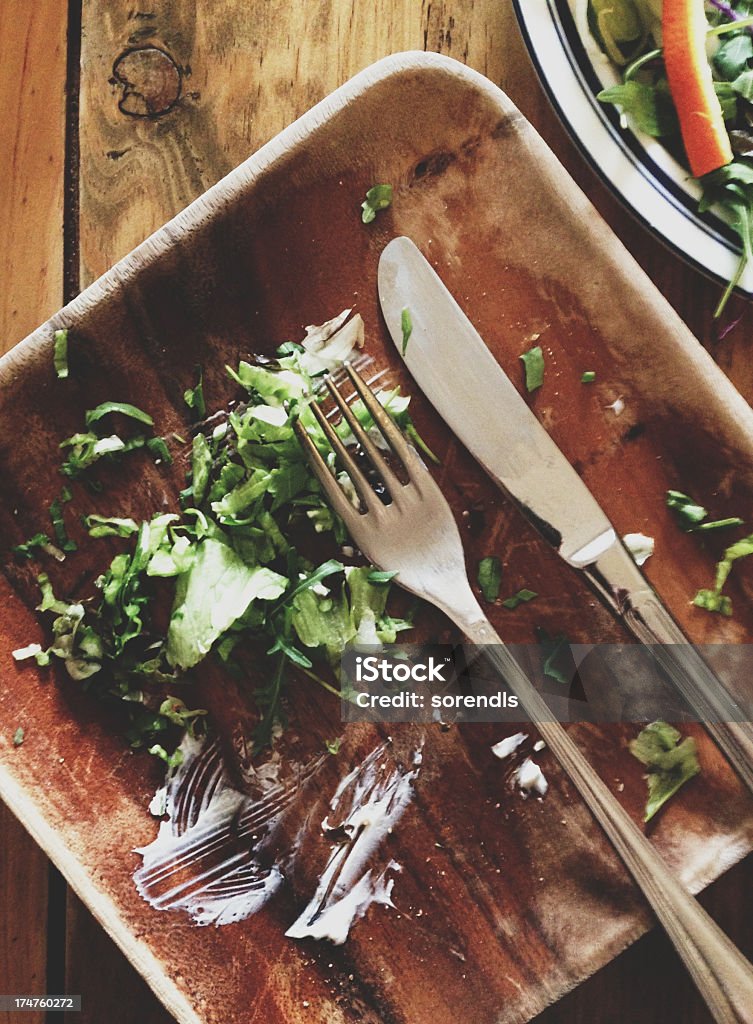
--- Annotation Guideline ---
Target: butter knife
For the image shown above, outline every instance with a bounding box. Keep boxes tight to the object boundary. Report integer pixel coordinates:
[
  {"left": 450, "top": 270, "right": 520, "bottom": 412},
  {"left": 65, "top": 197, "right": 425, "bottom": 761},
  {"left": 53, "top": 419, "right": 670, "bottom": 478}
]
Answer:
[{"left": 378, "top": 235, "right": 753, "bottom": 794}]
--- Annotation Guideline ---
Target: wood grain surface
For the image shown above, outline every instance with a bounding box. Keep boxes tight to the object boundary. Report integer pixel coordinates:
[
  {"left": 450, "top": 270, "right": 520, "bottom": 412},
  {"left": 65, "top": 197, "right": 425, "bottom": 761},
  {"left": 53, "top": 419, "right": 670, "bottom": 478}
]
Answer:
[
  {"left": 0, "top": 4, "right": 66, "bottom": 1024},
  {"left": 2, "top": 4, "right": 753, "bottom": 1024}
]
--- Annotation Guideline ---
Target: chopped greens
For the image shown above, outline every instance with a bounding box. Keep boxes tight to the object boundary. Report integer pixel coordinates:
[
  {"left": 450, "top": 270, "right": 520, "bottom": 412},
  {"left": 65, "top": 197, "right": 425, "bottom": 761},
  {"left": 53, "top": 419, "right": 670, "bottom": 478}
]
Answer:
[
  {"left": 53, "top": 329, "right": 69, "bottom": 380},
  {"left": 401, "top": 308, "right": 413, "bottom": 355},
  {"left": 666, "top": 489, "right": 744, "bottom": 532},
  {"left": 361, "top": 183, "right": 393, "bottom": 224},
  {"left": 49, "top": 498, "right": 77, "bottom": 553},
  {"left": 60, "top": 400, "right": 166, "bottom": 481},
  {"left": 520, "top": 345, "right": 544, "bottom": 392},
  {"left": 85, "top": 402, "right": 154, "bottom": 429},
  {"left": 629, "top": 720, "right": 700, "bottom": 822},
  {"left": 478, "top": 556, "right": 503, "bottom": 602},
  {"left": 184, "top": 368, "right": 206, "bottom": 420},
  {"left": 581, "top": 370, "right": 596, "bottom": 383},
  {"left": 13, "top": 727, "right": 24, "bottom": 747},
  {"left": 325, "top": 737, "right": 342, "bottom": 755},
  {"left": 534, "top": 627, "right": 570, "bottom": 684},
  {"left": 694, "top": 532, "right": 753, "bottom": 616},
  {"left": 13, "top": 533, "right": 52, "bottom": 561},
  {"left": 502, "top": 588, "right": 538, "bottom": 610},
  {"left": 83, "top": 515, "right": 139, "bottom": 538},
  {"left": 16, "top": 311, "right": 418, "bottom": 759}
]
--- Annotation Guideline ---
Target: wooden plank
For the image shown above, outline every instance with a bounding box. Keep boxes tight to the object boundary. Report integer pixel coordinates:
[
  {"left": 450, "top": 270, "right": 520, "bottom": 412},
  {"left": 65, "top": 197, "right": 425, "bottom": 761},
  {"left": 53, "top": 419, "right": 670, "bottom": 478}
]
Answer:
[
  {"left": 64, "top": 893, "right": 174, "bottom": 1024},
  {"left": 0, "top": 3, "right": 67, "bottom": 1023},
  {"left": 0, "top": 0, "right": 67, "bottom": 350}
]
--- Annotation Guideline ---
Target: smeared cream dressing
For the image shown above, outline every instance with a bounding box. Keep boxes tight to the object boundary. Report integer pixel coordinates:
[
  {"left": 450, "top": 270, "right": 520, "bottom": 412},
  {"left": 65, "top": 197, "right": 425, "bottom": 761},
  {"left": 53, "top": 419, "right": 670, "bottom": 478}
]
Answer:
[
  {"left": 134, "top": 735, "right": 320, "bottom": 926},
  {"left": 286, "top": 741, "right": 422, "bottom": 945},
  {"left": 135, "top": 734, "right": 422, "bottom": 943}
]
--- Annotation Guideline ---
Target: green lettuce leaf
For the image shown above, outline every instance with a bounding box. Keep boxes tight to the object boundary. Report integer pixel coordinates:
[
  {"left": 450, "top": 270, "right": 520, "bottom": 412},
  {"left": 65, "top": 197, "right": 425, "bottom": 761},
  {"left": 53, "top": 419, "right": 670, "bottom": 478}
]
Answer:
[{"left": 167, "top": 538, "right": 287, "bottom": 669}]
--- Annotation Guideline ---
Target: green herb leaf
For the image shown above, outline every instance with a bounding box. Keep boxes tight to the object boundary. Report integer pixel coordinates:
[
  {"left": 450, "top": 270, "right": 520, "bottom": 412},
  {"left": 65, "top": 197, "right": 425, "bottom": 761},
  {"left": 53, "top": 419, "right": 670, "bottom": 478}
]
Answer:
[
  {"left": 325, "top": 737, "right": 342, "bottom": 755},
  {"left": 53, "top": 329, "right": 69, "bottom": 379},
  {"left": 520, "top": 345, "right": 544, "bottom": 393},
  {"left": 49, "top": 498, "right": 77, "bottom": 552},
  {"left": 184, "top": 368, "right": 206, "bottom": 420},
  {"left": 13, "top": 727, "right": 24, "bottom": 746},
  {"left": 361, "top": 183, "right": 393, "bottom": 223},
  {"left": 581, "top": 370, "right": 596, "bottom": 383},
  {"left": 367, "top": 569, "right": 398, "bottom": 584},
  {"left": 148, "top": 743, "right": 184, "bottom": 769},
  {"left": 478, "top": 556, "right": 502, "bottom": 602},
  {"left": 401, "top": 308, "right": 412, "bottom": 355},
  {"left": 597, "top": 79, "right": 678, "bottom": 137},
  {"left": 83, "top": 514, "right": 139, "bottom": 538},
  {"left": 715, "top": 33, "right": 753, "bottom": 81},
  {"left": 502, "top": 588, "right": 537, "bottom": 610},
  {"left": 666, "top": 489, "right": 710, "bottom": 530},
  {"left": 13, "top": 533, "right": 51, "bottom": 560},
  {"left": 629, "top": 720, "right": 700, "bottom": 822},
  {"left": 85, "top": 402, "right": 154, "bottom": 429},
  {"left": 147, "top": 436, "right": 173, "bottom": 465},
  {"left": 535, "top": 627, "right": 570, "bottom": 683},
  {"left": 693, "top": 531, "right": 753, "bottom": 617}
]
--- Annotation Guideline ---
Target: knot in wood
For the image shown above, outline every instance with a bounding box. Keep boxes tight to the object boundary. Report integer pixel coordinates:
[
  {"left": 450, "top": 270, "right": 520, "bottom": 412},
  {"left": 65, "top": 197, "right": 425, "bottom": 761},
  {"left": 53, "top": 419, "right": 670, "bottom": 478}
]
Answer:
[{"left": 113, "top": 46, "right": 182, "bottom": 118}]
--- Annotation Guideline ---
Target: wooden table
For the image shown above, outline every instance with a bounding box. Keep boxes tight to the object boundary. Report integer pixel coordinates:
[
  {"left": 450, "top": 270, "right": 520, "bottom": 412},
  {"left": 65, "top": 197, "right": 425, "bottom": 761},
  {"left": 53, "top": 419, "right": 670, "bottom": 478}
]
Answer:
[{"left": 2, "top": 3, "right": 752, "bottom": 1022}]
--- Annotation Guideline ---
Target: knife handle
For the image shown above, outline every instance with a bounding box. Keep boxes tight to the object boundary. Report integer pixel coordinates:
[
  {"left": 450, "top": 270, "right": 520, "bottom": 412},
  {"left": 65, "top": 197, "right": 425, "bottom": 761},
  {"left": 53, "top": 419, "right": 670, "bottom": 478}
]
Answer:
[
  {"left": 584, "top": 543, "right": 753, "bottom": 796},
  {"left": 460, "top": 614, "right": 753, "bottom": 1024}
]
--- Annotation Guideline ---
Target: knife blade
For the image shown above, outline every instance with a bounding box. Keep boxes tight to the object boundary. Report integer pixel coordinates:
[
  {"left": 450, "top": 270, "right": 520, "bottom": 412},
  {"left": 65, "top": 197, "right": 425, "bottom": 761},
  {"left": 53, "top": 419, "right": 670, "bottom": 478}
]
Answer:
[{"left": 378, "top": 235, "right": 753, "bottom": 793}]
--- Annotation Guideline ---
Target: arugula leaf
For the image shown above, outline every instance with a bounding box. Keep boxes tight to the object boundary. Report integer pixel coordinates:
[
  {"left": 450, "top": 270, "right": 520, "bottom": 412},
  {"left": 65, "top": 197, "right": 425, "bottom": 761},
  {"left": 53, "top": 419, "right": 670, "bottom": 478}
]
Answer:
[
  {"left": 53, "top": 329, "right": 69, "bottom": 380},
  {"left": 478, "top": 556, "right": 502, "bottom": 602},
  {"left": 715, "top": 32, "right": 753, "bottom": 80},
  {"left": 520, "top": 345, "right": 544, "bottom": 392},
  {"left": 597, "top": 79, "right": 678, "bottom": 136},
  {"left": 629, "top": 720, "right": 700, "bottom": 822},
  {"left": 85, "top": 402, "right": 154, "bottom": 429},
  {"left": 502, "top": 588, "right": 538, "bottom": 610},
  {"left": 184, "top": 368, "right": 206, "bottom": 420},
  {"left": 401, "top": 308, "right": 413, "bottom": 355},
  {"left": 361, "top": 183, "right": 393, "bottom": 223}
]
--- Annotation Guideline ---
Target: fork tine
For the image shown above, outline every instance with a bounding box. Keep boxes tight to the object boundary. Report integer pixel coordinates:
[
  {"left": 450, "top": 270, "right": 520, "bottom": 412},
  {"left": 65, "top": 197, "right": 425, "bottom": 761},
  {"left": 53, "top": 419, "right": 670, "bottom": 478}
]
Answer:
[
  {"left": 344, "top": 363, "right": 414, "bottom": 471},
  {"left": 324, "top": 376, "right": 403, "bottom": 495},
  {"left": 292, "top": 418, "right": 360, "bottom": 524},
  {"left": 307, "top": 400, "right": 385, "bottom": 512}
]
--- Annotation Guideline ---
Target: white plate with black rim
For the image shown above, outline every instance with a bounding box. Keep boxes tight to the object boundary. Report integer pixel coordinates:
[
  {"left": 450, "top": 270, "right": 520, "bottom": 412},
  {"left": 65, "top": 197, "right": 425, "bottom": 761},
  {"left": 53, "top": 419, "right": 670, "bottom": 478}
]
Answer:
[{"left": 513, "top": 0, "right": 753, "bottom": 299}]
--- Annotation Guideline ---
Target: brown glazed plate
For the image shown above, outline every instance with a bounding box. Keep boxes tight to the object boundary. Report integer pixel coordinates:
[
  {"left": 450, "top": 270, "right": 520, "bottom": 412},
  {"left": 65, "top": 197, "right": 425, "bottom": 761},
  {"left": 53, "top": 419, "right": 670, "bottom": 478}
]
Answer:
[{"left": 2, "top": 52, "right": 753, "bottom": 1024}]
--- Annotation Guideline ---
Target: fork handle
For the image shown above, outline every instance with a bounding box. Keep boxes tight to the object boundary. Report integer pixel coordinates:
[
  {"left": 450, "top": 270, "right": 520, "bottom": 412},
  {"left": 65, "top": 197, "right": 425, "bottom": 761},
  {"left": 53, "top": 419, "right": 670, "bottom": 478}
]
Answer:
[{"left": 460, "top": 614, "right": 753, "bottom": 1024}]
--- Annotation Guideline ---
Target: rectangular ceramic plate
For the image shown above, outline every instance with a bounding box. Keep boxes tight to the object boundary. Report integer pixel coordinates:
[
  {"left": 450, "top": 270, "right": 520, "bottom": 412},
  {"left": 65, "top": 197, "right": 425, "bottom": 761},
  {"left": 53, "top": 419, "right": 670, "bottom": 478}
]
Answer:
[{"left": 2, "top": 52, "right": 753, "bottom": 1024}]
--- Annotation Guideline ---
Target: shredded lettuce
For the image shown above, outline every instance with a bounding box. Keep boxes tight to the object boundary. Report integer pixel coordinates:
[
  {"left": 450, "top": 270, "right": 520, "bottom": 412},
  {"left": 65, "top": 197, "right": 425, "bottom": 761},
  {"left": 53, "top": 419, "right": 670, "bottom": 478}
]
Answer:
[{"left": 19, "top": 311, "right": 418, "bottom": 756}]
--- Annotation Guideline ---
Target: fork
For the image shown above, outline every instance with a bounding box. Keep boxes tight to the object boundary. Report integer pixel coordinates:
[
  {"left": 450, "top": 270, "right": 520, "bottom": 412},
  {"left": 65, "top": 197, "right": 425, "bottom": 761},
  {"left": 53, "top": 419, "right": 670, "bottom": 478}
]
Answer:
[{"left": 293, "top": 363, "right": 753, "bottom": 1024}]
